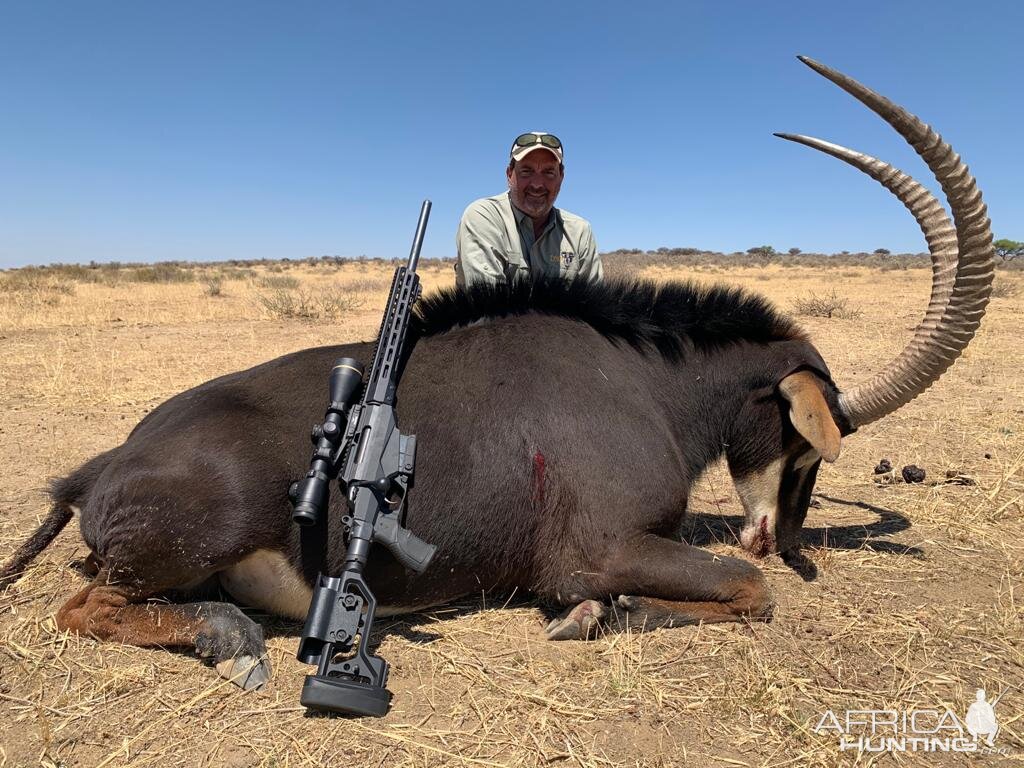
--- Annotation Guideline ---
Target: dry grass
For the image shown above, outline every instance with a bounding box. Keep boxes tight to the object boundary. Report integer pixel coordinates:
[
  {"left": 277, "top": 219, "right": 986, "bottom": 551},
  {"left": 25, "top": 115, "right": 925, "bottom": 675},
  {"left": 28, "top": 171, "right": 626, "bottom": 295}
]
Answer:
[
  {"left": 1, "top": 259, "right": 1022, "bottom": 767},
  {"left": 990, "top": 278, "right": 1020, "bottom": 299}
]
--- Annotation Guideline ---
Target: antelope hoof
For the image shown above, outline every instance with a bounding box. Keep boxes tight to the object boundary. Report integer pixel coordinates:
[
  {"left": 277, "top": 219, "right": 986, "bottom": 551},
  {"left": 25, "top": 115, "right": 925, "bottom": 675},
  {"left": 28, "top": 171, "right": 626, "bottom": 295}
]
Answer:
[
  {"left": 194, "top": 603, "right": 270, "bottom": 690},
  {"left": 215, "top": 654, "right": 272, "bottom": 691},
  {"left": 544, "top": 599, "right": 606, "bottom": 640}
]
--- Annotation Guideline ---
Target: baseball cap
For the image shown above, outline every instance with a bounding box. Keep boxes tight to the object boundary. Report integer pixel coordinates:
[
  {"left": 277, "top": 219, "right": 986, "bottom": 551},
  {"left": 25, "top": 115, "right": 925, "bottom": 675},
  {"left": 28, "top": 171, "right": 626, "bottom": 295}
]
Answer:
[{"left": 510, "top": 132, "right": 564, "bottom": 164}]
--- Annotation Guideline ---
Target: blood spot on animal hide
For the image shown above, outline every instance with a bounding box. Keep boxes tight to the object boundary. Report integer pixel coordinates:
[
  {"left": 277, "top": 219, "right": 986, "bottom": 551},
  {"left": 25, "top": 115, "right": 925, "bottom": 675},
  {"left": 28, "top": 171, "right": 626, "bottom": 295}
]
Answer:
[{"left": 532, "top": 451, "right": 546, "bottom": 506}]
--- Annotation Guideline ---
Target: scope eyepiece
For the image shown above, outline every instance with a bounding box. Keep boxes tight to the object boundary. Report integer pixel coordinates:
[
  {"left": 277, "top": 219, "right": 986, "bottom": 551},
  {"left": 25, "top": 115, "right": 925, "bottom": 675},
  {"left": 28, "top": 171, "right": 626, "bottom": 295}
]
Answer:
[
  {"left": 291, "top": 471, "right": 330, "bottom": 526},
  {"left": 292, "top": 504, "right": 319, "bottom": 527}
]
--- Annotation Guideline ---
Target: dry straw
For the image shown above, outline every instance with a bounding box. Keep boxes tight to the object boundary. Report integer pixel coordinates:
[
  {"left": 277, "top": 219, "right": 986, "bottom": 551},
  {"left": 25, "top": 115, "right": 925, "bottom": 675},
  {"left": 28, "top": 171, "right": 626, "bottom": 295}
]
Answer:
[{"left": 1, "top": 259, "right": 1021, "bottom": 766}]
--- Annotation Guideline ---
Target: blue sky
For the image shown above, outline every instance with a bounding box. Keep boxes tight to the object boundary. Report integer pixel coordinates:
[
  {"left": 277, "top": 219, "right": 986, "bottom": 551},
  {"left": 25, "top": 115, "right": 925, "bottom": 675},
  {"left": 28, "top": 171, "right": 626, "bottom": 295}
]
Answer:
[{"left": 1, "top": 1, "right": 1020, "bottom": 268}]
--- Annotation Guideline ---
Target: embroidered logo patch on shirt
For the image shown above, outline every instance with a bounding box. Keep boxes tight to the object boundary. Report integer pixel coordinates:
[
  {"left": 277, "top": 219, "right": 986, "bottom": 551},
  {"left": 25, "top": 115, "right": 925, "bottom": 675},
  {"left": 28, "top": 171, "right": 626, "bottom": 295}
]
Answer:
[{"left": 561, "top": 251, "right": 575, "bottom": 268}]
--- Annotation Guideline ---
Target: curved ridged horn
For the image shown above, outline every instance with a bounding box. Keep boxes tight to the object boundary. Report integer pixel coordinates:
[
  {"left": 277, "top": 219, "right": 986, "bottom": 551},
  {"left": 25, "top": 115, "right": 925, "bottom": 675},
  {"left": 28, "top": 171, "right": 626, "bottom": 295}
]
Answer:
[
  {"left": 784, "top": 56, "right": 995, "bottom": 428},
  {"left": 774, "top": 134, "right": 958, "bottom": 350}
]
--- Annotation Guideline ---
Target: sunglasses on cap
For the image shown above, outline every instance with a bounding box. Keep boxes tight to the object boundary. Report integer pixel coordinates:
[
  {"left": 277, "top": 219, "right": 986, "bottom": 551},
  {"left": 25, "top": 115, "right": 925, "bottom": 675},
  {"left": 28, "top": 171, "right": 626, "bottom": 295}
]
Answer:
[
  {"left": 510, "top": 133, "right": 564, "bottom": 163},
  {"left": 512, "top": 132, "right": 563, "bottom": 151}
]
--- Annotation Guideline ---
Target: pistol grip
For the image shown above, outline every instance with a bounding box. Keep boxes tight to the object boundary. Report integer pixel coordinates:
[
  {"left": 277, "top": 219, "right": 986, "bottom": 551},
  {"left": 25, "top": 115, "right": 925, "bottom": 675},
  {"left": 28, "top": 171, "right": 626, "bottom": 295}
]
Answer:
[{"left": 373, "top": 514, "right": 436, "bottom": 573}]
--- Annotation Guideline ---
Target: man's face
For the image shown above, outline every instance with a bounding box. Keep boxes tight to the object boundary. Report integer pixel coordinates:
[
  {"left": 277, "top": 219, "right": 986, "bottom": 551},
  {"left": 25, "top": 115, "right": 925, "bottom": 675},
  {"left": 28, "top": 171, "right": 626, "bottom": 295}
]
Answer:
[{"left": 507, "top": 148, "right": 564, "bottom": 221}]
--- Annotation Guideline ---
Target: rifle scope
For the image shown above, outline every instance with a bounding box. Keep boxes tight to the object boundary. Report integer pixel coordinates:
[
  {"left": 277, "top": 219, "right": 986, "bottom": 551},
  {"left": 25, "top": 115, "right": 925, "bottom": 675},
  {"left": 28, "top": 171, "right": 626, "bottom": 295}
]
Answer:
[{"left": 290, "top": 357, "right": 365, "bottom": 526}]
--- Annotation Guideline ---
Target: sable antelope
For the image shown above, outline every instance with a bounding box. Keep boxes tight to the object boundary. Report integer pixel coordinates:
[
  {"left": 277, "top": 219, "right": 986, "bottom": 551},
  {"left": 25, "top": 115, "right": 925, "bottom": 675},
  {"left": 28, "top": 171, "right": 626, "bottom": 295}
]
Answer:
[{"left": 0, "top": 58, "right": 994, "bottom": 690}]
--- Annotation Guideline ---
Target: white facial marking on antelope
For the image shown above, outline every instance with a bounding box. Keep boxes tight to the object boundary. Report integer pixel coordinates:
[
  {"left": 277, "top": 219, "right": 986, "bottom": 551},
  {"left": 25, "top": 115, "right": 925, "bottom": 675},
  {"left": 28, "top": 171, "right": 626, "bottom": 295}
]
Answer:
[{"left": 736, "top": 457, "right": 785, "bottom": 558}]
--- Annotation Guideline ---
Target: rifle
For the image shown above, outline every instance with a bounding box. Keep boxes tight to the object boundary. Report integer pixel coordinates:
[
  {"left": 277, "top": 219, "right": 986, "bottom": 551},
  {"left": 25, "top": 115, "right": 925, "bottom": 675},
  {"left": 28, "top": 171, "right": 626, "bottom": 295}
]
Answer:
[{"left": 288, "top": 200, "right": 437, "bottom": 717}]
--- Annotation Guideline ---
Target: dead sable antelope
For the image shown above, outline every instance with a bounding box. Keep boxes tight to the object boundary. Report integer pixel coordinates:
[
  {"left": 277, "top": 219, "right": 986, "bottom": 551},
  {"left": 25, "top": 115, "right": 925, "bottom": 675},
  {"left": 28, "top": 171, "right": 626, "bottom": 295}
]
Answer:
[{"left": 0, "top": 58, "right": 994, "bottom": 691}]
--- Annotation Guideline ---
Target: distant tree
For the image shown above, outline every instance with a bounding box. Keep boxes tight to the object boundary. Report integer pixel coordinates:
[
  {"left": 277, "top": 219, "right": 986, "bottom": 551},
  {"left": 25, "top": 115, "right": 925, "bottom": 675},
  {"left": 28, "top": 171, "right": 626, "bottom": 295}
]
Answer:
[
  {"left": 874, "top": 248, "right": 891, "bottom": 256},
  {"left": 746, "top": 245, "right": 776, "bottom": 258},
  {"left": 994, "top": 239, "right": 1024, "bottom": 261},
  {"left": 788, "top": 247, "right": 802, "bottom": 256}
]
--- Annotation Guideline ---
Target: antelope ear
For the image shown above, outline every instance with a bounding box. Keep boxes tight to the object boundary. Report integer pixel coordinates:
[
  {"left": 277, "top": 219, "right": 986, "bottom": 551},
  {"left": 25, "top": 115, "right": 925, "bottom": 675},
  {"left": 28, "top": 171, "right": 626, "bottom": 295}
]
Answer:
[{"left": 778, "top": 371, "right": 842, "bottom": 462}]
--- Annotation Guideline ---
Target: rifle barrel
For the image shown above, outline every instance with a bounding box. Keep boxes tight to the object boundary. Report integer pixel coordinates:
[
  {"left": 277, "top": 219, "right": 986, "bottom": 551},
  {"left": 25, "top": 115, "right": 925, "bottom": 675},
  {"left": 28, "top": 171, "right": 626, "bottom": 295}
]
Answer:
[{"left": 406, "top": 200, "right": 431, "bottom": 271}]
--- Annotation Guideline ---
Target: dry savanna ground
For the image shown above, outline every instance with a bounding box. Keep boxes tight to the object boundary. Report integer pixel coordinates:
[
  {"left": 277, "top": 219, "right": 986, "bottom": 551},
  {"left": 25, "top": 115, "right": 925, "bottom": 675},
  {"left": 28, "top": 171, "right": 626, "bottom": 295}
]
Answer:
[{"left": 1, "top": 258, "right": 1022, "bottom": 767}]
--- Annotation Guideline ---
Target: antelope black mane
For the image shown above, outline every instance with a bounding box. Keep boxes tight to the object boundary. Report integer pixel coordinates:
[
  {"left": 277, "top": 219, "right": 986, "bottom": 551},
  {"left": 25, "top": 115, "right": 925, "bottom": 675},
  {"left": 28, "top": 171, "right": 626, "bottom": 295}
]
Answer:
[{"left": 412, "top": 277, "right": 804, "bottom": 358}]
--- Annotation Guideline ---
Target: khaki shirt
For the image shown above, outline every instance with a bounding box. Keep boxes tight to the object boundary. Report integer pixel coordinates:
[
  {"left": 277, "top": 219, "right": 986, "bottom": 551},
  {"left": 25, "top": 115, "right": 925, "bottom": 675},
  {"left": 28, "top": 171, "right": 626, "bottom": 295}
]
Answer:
[{"left": 455, "top": 192, "right": 602, "bottom": 289}]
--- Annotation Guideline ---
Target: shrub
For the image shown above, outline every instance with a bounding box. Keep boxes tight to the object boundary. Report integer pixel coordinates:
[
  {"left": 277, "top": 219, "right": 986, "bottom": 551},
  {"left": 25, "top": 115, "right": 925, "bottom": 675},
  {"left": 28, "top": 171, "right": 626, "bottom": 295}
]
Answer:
[
  {"left": 0, "top": 268, "right": 48, "bottom": 292},
  {"left": 126, "top": 263, "right": 194, "bottom": 283},
  {"left": 203, "top": 276, "right": 224, "bottom": 297},
  {"left": 218, "top": 266, "right": 257, "bottom": 281},
  {"left": 0, "top": 268, "right": 76, "bottom": 296},
  {"left": 793, "top": 290, "right": 863, "bottom": 319},
  {"left": 994, "top": 238, "right": 1023, "bottom": 262},
  {"left": 257, "top": 275, "right": 300, "bottom": 290},
  {"left": 253, "top": 288, "right": 363, "bottom": 320},
  {"left": 39, "top": 263, "right": 105, "bottom": 283}
]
